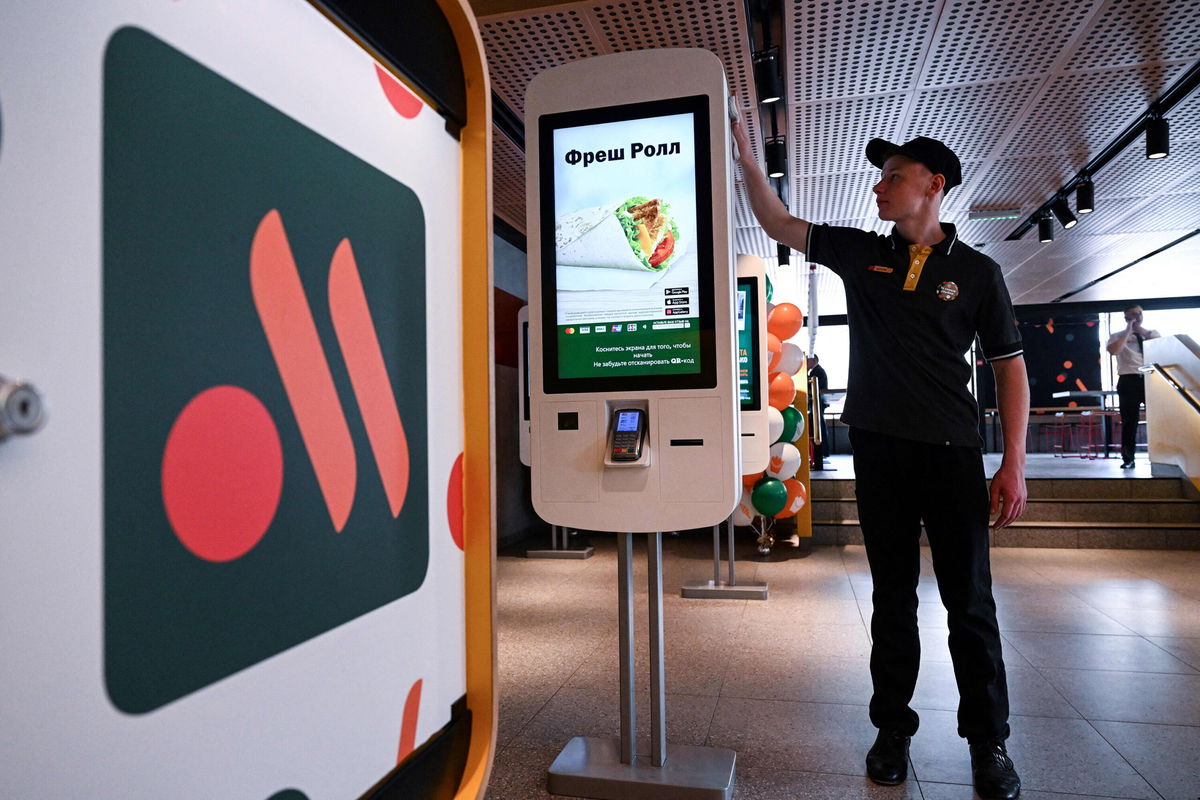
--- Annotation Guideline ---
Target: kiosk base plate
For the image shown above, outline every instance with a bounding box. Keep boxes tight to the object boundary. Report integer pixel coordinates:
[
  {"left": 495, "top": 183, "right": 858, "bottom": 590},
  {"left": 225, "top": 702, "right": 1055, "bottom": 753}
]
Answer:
[
  {"left": 680, "top": 580, "right": 768, "bottom": 600},
  {"left": 547, "top": 736, "right": 735, "bottom": 800},
  {"left": 526, "top": 546, "right": 594, "bottom": 559}
]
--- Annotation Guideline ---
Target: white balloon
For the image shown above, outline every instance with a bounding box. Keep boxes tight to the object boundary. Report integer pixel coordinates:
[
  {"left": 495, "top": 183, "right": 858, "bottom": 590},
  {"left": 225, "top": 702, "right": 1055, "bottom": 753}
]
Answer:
[
  {"left": 777, "top": 342, "right": 804, "bottom": 375},
  {"left": 732, "top": 486, "right": 756, "bottom": 526},
  {"left": 767, "top": 442, "right": 801, "bottom": 481},
  {"left": 767, "top": 406, "right": 784, "bottom": 444}
]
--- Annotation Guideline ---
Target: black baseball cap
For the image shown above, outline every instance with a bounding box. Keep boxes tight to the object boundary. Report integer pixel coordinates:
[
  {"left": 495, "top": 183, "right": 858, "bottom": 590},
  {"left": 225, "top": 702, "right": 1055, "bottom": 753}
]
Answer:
[{"left": 866, "top": 136, "right": 962, "bottom": 193}]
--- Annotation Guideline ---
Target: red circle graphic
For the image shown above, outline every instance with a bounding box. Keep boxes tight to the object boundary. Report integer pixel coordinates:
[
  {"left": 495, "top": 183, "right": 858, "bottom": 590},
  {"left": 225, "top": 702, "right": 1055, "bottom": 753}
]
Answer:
[
  {"left": 161, "top": 386, "right": 283, "bottom": 562},
  {"left": 447, "top": 452, "right": 465, "bottom": 551}
]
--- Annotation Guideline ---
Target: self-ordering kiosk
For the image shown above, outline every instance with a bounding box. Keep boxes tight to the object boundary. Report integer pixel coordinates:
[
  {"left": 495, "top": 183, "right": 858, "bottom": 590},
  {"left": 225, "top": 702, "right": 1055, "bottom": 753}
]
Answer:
[
  {"left": 525, "top": 48, "right": 740, "bottom": 534},
  {"left": 525, "top": 49, "right": 740, "bottom": 799}
]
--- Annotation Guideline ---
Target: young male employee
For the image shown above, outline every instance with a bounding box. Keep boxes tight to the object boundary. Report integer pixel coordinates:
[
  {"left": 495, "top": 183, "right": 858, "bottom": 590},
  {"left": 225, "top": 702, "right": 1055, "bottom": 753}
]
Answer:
[{"left": 733, "top": 123, "right": 1029, "bottom": 800}]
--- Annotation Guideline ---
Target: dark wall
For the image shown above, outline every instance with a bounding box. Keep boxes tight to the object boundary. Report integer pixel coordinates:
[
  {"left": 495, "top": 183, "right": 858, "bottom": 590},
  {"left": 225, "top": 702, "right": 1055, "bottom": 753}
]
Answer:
[{"left": 977, "top": 312, "right": 1102, "bottom": 409}]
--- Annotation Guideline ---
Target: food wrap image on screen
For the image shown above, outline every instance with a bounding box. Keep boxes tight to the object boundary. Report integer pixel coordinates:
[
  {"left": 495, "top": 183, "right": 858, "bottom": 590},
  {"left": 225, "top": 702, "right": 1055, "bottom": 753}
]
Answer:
[{"left": 556, "top": 196, "right": 680, "bottom": 272}]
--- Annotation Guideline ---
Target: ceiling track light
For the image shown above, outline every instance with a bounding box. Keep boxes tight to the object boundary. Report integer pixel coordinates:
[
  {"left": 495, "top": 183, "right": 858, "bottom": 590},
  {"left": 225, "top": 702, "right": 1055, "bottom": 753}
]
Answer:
[
  {"left": 753, "top": 50, "right": 784, "bottom": 105},
  {"left": 1038, "top": 212, "right": 1054, "bottom": 243},
  {"left": 777, "top": 242, "right": 790, "bottom": 266},
  {"left": 765, "top": 138, "right": 787, "bottom": 179},
  {"left": 1146, "top": 113, "right": 1170, "bottom": 159},
  {"left": 1076, "top": 177, "right": 1095, "bottom": 214},
  {"left": 1051, "top": 196, "right": 1077, "bottom": 230}
]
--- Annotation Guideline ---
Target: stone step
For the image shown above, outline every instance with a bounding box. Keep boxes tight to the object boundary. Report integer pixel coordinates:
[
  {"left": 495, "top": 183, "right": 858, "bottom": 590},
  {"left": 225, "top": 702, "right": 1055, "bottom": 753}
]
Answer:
[
  {"left": 811, "top": 497, "right": 1200, "bottom": 525},
  {"left": 812, "top": 520, "right": 1200, "bottom": 550},
  {"left": 810, "top": 476, "right": 1187, "bottom": 500}
]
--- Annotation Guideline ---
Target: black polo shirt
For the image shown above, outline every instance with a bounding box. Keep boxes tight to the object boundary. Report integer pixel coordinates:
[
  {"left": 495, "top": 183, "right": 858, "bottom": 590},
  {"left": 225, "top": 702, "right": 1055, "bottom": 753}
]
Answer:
[{"left": 806, "top": 222, "right": 1022, "bottom": 447}]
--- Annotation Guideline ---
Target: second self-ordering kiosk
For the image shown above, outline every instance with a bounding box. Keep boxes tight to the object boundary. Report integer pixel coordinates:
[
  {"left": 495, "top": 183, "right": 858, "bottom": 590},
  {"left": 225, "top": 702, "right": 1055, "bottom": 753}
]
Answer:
[{"left": 735, "top": 254, "right": 770, "bottom": 474}]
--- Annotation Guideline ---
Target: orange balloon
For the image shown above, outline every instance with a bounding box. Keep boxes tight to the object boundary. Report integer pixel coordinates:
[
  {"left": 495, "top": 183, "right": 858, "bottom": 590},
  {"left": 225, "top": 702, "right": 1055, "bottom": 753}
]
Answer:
[
  {"left": 767, "top": 303, "right": 803, "bottom": 341},
  {"left": 768, "top": 371, "right": 797, "bottom": 410},
  {"left": 742, "top": 470, "right": 765, "bottom": 488},
  {"left": 775, "top": 478, "right": 808, "bottom": 519},
  {"left": 766, "top": 333, "right": 782, "bottom": 371}
]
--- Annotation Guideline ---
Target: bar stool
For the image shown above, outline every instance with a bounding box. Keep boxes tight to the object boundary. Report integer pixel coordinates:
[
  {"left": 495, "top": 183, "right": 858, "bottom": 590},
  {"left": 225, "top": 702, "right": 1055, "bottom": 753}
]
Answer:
[{"left": 1042, "top": 412, "right": 1076, "bottom": 457}]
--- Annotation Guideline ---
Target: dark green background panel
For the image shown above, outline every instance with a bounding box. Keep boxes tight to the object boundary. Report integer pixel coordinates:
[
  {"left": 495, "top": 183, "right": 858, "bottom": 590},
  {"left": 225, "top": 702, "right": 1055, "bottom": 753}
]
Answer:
[{"left": 104, "top": 27, "right": 428, "bottom": 714}]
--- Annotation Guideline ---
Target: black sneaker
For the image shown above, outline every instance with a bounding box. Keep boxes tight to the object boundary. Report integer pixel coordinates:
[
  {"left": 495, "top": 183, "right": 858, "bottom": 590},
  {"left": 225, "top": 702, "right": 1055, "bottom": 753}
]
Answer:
[
  {"left": 969, "top": 740, "right": 1021, "bottom": 799},
  {"left": 865, "top": 729, "right": 910, "bottom": 785},
  {"left": 1120, "top": 459, "right": 1135, "bottom": 469}
]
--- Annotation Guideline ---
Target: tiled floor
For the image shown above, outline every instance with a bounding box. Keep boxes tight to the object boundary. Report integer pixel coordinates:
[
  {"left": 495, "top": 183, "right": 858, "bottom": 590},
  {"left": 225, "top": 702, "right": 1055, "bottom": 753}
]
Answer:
[{"left": 486, "top": 534, "right": 1200, "bottom": 799}]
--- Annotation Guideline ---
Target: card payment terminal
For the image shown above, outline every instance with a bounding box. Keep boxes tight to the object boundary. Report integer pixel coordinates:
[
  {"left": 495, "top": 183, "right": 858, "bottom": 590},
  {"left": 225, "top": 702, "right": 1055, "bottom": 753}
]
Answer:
[{"left": 608, "top": 408, "right": 647, "bottom": 463}]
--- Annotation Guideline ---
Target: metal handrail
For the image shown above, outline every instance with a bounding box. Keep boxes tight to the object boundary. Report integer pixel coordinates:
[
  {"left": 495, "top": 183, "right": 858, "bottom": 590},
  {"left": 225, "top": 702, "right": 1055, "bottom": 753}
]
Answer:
[
  {"left": 808, "top": 375, "right": 823, "bottom": 446},
  {"left": 1139, "top": 363, "right": 1200, "bottom": 417}
]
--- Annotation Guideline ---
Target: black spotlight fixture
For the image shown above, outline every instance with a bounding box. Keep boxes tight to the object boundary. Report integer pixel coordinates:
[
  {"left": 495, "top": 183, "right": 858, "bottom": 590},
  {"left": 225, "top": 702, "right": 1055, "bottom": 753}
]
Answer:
[
  {"left": 1076, "top": 176, "right": 1095, "bottom": 214},
  {"left": 1051, "top": 196, "right": 1077, "bottom": 230},
  {"left": 766, "top": 138, "right": 787, "bottom": 178},
  {"left": 777, "top": 242, "right": 790, "bottom": 266},
  {"left": 1146, "top": 113, "right": 1170, "bottom": 159},
  {"left": 1038, "top": 211, "right": 1054, "bottom": 243},
  {"left": 753, "top": 50, "right": 784, "bottom": 104}
]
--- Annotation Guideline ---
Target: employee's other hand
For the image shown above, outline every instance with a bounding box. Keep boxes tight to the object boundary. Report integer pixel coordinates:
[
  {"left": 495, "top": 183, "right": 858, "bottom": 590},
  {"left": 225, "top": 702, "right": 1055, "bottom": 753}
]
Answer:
[{"left": 989, "top": 462, "right": 1027, "bottom": 529}]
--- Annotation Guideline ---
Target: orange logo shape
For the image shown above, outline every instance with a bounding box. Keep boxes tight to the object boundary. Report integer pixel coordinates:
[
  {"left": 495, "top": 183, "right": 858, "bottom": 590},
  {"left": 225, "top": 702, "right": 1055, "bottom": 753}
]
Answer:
[{"left": 162, "top": 210, "right": 411, "bottom": 557}]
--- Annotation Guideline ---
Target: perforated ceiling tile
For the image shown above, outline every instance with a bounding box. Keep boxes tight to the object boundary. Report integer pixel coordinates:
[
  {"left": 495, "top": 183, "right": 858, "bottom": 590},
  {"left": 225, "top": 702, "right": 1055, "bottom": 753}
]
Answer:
[
  {"left": 1095, "top": 192, "right": 1200, "bottom": 235},
  {"left": 902, "top": 78, "right": 1041, "bottom": 162},
  {"left": 792, "top": 0, "right": 941, "bottom": 102},
  {"left": 792, "top": 171, "right": 882, "bottom": 224},
  {"left": 968, "top": 152, "right": 1090, "bottom": 208},
  {"left": 955, "top": 216, "right": 1035, "bottom": 248},
  {"left": 1089, "top": 136, "right": 1200, "bottom": 200},
  {"left": 735, "top": 226, "right": 776, "bottom": 257},
  {"left": 493, "top": 128, "right": 527, "bottom": 211},
  {"left": 1065, "top": 0, "right": 1200, "bottom": 71},
  {"left": 480, "top": 8, "right": 603, "bottom": 115},
  {"left": 792, "top": 95, "right": 909, "bottom": 176},
  {"left": 975, "top": 239, "right": 1044, "bottom": 273},
  {"left": 922, "top": 0, "right": 1103, "bottom": 86},
  {"left": 1049, "top": 194, "right": 1145, "bottom": 238},
  {"left": 1001, "top": 62, "right": 1175, "bottom": 156},
  {"left": 733, "top": 182, "right": 759, "bottom": 228},
  {"left": 1069, "top": 236, "right": 1200, "bottom": 302},
  {"left": 588, "top": 1, "right": 753, "bottom": 100}
]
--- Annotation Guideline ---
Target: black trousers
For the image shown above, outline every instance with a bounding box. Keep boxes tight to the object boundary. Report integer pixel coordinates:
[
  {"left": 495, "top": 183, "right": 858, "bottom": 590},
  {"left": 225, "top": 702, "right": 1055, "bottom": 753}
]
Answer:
[
  {"left": 1117, "top": 373, "right": 1145, "bottom": 462},
  {"left": 849, "top": 427, "right": 1010, "bottom": 742}
]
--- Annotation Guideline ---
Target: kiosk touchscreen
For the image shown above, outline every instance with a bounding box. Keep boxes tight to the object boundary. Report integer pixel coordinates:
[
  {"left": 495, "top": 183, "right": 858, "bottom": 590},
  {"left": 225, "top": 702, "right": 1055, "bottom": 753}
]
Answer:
[
  {"left": 736, "top": 255, "right": 770, "bottom": 473},
  {"left": 525, "top": 49, "right": 739, "bottom": 533}
]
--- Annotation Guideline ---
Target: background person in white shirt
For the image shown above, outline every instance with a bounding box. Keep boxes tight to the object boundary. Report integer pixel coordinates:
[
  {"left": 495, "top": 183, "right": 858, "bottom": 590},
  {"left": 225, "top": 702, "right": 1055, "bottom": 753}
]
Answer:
[{"left": 1106, "top": 305, "right": 1160, "bottom": 468}]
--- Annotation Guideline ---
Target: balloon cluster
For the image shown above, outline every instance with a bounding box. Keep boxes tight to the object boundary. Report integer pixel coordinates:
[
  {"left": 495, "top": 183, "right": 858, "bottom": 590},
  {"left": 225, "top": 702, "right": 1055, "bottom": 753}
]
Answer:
[{"left": 734, "top": 302, "right": 809, "bottom": 527}]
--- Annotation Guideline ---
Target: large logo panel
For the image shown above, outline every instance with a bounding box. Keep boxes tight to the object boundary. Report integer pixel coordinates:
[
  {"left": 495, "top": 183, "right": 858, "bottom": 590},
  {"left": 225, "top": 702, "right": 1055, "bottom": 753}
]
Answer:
[{"left": 103, "top": 27, "right": 428, "bottom": 714}]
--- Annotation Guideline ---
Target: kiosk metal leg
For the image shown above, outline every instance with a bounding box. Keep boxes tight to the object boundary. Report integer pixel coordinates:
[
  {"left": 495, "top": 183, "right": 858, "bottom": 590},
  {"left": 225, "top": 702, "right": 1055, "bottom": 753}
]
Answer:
[
  {"left": 680, "top": 519, "right": 768, "bottom": 600},
  {"left": 618, "top": 532, "right": 636, "bottom": 765},
  {"left": 526, "top": 524, "right": 595, "bottom": 559},
  {"left": 547, "top": 532, "right": 737, "bottom": 799},
  {"left": 647, "top": 533, "right": 666, "bottom": 767}
]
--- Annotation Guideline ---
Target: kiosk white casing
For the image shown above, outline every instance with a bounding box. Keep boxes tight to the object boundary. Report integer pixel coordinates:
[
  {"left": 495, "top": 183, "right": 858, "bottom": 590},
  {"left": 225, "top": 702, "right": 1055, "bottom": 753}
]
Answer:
[
  {"left": 736, "top": 254, "right": 770, "bottom": 474},
  {"left": 526, "top": 49, "right": 739, "bottom": 533}
]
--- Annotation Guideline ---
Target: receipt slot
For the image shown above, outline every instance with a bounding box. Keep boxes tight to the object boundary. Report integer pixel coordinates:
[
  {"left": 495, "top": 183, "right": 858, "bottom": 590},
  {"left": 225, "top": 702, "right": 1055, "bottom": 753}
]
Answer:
[{"left": 526, "top": 49, "right": 738, "bottom": 800}]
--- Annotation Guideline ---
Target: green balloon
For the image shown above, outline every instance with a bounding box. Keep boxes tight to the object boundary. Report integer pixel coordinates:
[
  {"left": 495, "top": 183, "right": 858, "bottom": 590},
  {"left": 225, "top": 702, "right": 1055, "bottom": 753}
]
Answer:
[
  {"left": 751, "top": 477, "right": 788, "bottom": 517},
  {"left": 764, "top": 274, "right": 774, "bottom": 302},
  {"left": 790, "top": 407, "right": 806, "bottom": 441},
  {"left": 780, "top": 406, "right": 801, "bottom": 443}
]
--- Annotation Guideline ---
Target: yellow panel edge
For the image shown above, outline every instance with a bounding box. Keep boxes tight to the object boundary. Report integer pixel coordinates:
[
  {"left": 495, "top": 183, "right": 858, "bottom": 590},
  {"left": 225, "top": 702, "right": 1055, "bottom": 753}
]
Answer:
[{"left": 439, "top": 1, "right": 498, "bottom": 798}]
